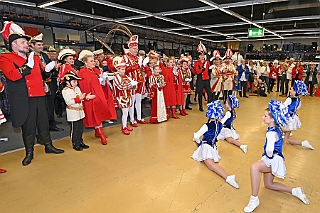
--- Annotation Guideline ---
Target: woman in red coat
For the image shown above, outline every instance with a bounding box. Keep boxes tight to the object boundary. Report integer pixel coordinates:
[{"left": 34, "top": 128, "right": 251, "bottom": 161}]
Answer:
[
  {"left": 78, "top": 55, "right": 110, "bottom": 145},
  {"left": 161, "top": 57, "right": 179, "bottom": 119},
  {"left": 291, "top": 61, "right": 304, "bottom": 86}
]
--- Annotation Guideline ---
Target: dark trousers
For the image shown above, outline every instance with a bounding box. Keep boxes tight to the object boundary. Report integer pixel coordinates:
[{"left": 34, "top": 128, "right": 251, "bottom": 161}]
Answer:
[
  {"left": 46, "top": 94, "right": 57, "bottom": 129},
  {"left": 196, "top": 80, "right": 212, "bottom": 106},
  {"left": 276, "top": 76, "right": 282, "bottom": 92},
  {"left": 281, "top": 75, "right": 289, "bottom": 95},
  {"left": 70, "top": 119, "right": 84, "bottom": 146},
  {"left": 240, "top": 81, "right": 248, "bottom": 97},
  {"left": 269, "top": 78, "right": 275, "bottom": 92},
  {"left": 21, "top": 97, "right": 50, "bottom": 138},
  {"left": 306, "top": 81, "right": 315, "bottom": 95},
  {"left": 260, "top": 76, "right": 270, "bottom": 92}
]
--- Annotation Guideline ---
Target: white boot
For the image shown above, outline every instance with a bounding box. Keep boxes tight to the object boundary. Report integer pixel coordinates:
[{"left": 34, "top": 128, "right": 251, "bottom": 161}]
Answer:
[
  {"left": 244, "top": 195, "right": 260, "bottom": 213},
  {"left": 301, "top": 140, "right": 315, "bottom": 150},
  {"left": 240, "top": 145, "right": 248, "bottom": 153},
  {"left": 226, "top": 175, "right": 239, "bottom": 189},
  {"left": 292, "top": 187, "right": 310, "bottom": 204}
]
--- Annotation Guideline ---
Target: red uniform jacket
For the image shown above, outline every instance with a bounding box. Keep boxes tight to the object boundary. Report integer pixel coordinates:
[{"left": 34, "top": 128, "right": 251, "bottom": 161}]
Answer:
[
  {"left": 194, "top": 60, "right": 210, "bottom": 80},
  {"left": 0, "top": 52, "right": 48, "bottom": 127},
  {"left": 78, "top": 67, "right": 110, "bottom": 127}
]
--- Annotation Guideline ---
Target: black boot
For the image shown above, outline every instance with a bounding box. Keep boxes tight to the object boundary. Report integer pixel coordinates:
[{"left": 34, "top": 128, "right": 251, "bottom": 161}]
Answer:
[
  {"left": 36, "top": 134, "right": 44, "bottom": 145},
  {"left": 22, "top": 135, "right": 35, "bottom": 166},
  {"left": 199, "top": 105, "right": 204, "bottom": 112},
  {"left": 73, "top": 144, "right": 83, "bottom": 151},
  {"left": 79, "top": 139, "right": 89, "bottom": 149},
  {"left": 39, "top": 131, "right": 64, "bottom": 154}
]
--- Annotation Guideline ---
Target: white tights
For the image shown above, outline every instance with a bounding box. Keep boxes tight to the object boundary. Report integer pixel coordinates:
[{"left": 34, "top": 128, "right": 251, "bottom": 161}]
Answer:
[
  {"left": 121, "top": 108, "right": 129, "bottom": 128},
  {"left": 129, "top": 93, "right": 142, "bottom": 121}
]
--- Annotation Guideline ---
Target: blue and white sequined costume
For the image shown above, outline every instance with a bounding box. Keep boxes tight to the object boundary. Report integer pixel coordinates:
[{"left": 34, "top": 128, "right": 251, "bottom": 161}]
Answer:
[
  {"left": 217, "top": 109, "right": 240, "bottom": 140},
  {"left": 282, "top": 97, "right": 301, "bottom": 131},
  {"left": 260, "top": 126, "right": 286, "bottom": 178},
  {"left": 192, "top": 120, "right": 223, "bottom": 162}
]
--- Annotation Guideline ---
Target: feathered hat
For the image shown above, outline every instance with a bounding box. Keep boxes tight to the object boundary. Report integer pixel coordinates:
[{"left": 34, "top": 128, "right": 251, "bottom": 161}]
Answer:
[
  {"left": 58, "top": 48, "right": 76, "bottom": 61},
  {"left": 148, "top": 50, "right": 160, "bottom": 59},
  {"left": 206, "top": 100, "right": 225, "bottom": 119},
  {"left": 78, "top": 50, "right": 94, "bottom": 62},
  {"left": 48, "top": 45, "right": 57, "bottom": 52},
  {"left": 179, "top": 55, "right": 189, "bottom": 64},
  {"left": 224, "top": 49, "right": 233, "bottom": 59},
  {"left": 293, "top": 80, "right": 308, "bottom": 96},
  {"left": 197, "top": 42, "right": 207, "bottom": 55},
  {"left": 128, "top": 35, "right": 138, "bottom": 48},
  {"left": 1, "top": 21, "right": 31, "bottom": 51},
  {"left": 64, "top": 73, "right": 83, "bottom": 82},
  {"left": 268, "top": 99, "right": 290, "bottom": 126},
  {"left": 227, "top": 95, "right": 240, "bottom": 109},
  {"left": 30, "top": 33, "right": 43, "bottom": 43},
  {"left": 113, "top": 56, "right": 126, "bottom": 70},
  {"left": 93, "top": 49, "right": 104, "bottom": 56},
  {"left": 210, "top": 50, "right": 222, "bottom": 61}
]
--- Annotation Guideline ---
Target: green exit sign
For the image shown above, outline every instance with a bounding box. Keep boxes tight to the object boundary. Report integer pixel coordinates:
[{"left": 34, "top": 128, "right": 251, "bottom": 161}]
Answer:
[
  {"left": 248, "top": 28, "right": 264, "bottom": 38},
  {"left": 316, "top": 55, "right": 320, "bottom": 59}
]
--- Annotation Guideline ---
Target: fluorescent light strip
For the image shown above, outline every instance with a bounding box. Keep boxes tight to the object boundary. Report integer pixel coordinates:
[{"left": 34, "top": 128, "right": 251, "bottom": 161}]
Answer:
[
  {"left": 0, "top": 0, "right": 36, "bottom": 7},
  {"left": 38, "top": 0, "right": 69, "bottom": 8},
  {"left": 115, "top": 15, "right": 150, "bottom": 22},
  {"left": 256, "top": 15, "right": 320, "bottom": 24},
  {"left": 198, "top": 0, "right": 284, "bottom": 39},
  {"left": 85, "top": 0, "right": 152, "bottom": 16}
]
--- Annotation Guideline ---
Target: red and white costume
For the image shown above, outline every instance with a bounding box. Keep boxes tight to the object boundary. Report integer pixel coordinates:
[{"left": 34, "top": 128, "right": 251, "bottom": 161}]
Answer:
[
  {"left": 0, "top": 82, "right": 7, "bottom": 124},
  {"left": 123, "top": 35, "right": 147, "bottom": 125},
  {"left": 112, "top": 56, "right": 135, "bottom": 135},
  {"left": 148, "top": 73, "right": 167, "bottom": 123},
  {"left": 210, "top": 51, "right": 224, "bottom": 94},
  {"left": 179, "top": 57, "right": 193, "bottom": 95},
  {"left": 57, "top": 49, "right": 77, "bottom": 82}
]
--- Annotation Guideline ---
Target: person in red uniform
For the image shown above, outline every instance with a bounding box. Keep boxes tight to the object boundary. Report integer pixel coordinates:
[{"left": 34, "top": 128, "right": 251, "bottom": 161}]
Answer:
[
  {"left": 269, "top": 60, "right": 280, "bottom": 92},
  {"left": 178, "top": 56, "right": 192, "bottom": 116},
  {"left": 123, "top": 35, "right": 148, "bottom": 127},
  {"left": 162, "top": 57, "right": 179, "bottom": 119},
  {"left": 194, "top": 42, "right": 212, "bottom": 111},
  {"left": 78, "top": 53, "right": 110, "bottom": 145},
  {"left": 0, "top": 21, "right": 64, "bottom": 166}
]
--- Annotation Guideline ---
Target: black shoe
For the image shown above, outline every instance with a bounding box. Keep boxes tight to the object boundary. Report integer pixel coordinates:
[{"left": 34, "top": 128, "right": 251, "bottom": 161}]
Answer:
[
  {"left": 244, "top": 96, "right": 249, "bottom": 98},
  {"left": 55, "top": 120, "right": 62, "bottom": 124},
  {"left": 189, "top": 102, "right": 194, "bottom": 105},
  {"left": 199, "top": 106, "right": 204, "bottom": 112},
  {"left": 186, "top": 106, "right": 192, "bottom": 110},
  {"left": 50, "top": 127, "right": 64, "bottom": 132},
  {"left": 275, "top": 90, "right": 279, "bottom": 92},
  {"left": 22, "top": 152, "right": 34, "bottom": 166},
  {"left": 79, "top": 141, "right": 89, "bottom": 149},
  {"left": 73, "top": 145, "right": 83, "bottom": 151},
  {"left": 56, "top": 114, "right": 62, "bottom": 118},
  {"left": 45, "top": 145, "right": 64, "bottom": 154}
]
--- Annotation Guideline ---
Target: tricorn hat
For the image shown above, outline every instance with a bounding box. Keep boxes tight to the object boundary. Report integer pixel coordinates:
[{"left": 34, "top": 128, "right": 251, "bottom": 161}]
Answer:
[{"left": 1, "top": 21, "right": 31, "bottom": 51}]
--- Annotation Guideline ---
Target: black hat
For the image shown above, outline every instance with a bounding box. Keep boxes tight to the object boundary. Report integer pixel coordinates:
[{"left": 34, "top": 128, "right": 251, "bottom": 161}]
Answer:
[{"left": 64, "top": 73, "right": 83, "bottom": 82}]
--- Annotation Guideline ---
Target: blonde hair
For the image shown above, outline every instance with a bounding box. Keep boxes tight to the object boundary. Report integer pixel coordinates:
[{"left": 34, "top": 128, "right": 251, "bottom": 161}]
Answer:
[{"left": 82, "top": 55, "right": 94, "bottom": 63}]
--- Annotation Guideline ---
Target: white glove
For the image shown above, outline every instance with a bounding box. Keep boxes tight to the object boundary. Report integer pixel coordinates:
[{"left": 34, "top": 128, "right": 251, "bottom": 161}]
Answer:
[
  {"left": 185, "top": 78, "right": 192, "bottom": 82},
  {"left": 138, "top": 56, "right": 143, "bottom": 67},
  {"left": 143, "top": 57, "right": 149, "bottom": 66},
  {"left": 173, "top": 67, "right": 178, "bottom": 75},
  {"left": 99, "top": 77, "right": 106, "bottom": 86},
  {"left": 203, "top": 61, "right": 207, "bottom": 69},
  {"left": 130, "top": 80, "right": 138, "bottom": 87},
  {"left": 209, "top": 65, "right": 214, "bottom": 70},
  {"left": 45, "top": 61, "right": 56, "bottom": 72},
  {"left": 107, "top": 75, "right": 115, "bottom": 81},
  {"left": 102, "top": 72, "right": 108, "bottom": 80},
  {"left": 26, "top": 52, "right": 35, "bottom": 68}
]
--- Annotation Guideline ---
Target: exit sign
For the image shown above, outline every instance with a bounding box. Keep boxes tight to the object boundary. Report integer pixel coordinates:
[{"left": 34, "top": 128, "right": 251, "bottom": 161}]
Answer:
[
  {"left": 248, "top": 28, "right": 264, "bottom": 38},
  {"left": 316, "top": 55, "right": 320, "bottom": 59}
]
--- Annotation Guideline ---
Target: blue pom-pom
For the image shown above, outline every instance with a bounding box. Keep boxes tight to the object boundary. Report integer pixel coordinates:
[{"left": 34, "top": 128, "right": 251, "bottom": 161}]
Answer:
[
  {"left": 268, "top": 99, "right": 290, "bottom": 126},
  {"left": 206, "top": 100, "right": 225, "bottom": 119},
  {"left": 228, "top": 95, "right": 240, "bottom": 109},
  {"left": 294, "top": 80, "right": 308, "bottom": 96}
]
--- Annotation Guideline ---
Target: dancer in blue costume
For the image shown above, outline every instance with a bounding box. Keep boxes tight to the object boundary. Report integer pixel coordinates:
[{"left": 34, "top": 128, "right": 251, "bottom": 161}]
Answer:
[
  {"left": 282, "top": 80, "right": 315, "bottom": 150},
  {"left": 244, "top": 100, "right": 309, "bottom": 212},
  {"left": 192, "top": 100, "right": 239, "bottom": 189},
  {"left": 217, "top": 95, "right": 248, "bottom": 153}
]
